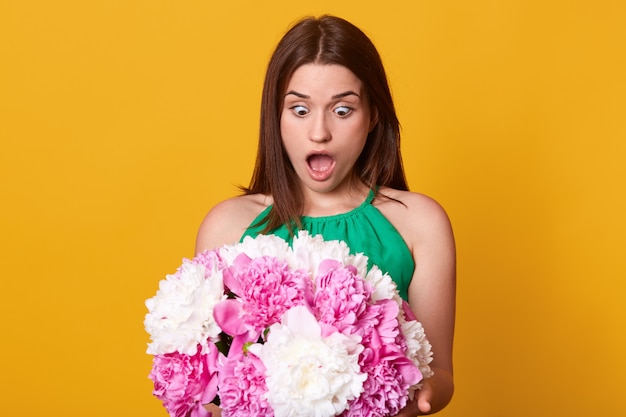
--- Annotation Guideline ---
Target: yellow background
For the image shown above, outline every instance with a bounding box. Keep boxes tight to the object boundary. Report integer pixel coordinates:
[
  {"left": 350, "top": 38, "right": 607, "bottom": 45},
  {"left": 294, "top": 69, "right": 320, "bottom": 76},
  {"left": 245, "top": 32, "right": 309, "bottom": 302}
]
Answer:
[{"left": 1, "top": 1, "right": 624, "bottom": 416}]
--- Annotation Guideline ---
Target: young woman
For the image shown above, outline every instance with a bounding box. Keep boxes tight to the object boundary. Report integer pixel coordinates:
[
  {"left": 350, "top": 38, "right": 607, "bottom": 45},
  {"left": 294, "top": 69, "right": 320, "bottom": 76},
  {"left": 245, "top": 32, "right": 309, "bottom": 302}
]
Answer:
[{"left": 196, "top": 15, "right": 456, "bottom": 416}]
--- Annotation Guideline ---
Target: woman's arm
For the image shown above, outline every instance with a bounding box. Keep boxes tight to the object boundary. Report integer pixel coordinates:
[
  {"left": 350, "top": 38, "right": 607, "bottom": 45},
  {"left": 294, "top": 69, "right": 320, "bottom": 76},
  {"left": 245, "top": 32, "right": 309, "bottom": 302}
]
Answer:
[
  {"left": 195, "top": 194, "right": 270, "bottom": 254},
  {"left": 380, "top": 190, "right": 456, "bottom": 415},
  {"left": 408, "top": 193, "right": 456, "bottom": 414}
]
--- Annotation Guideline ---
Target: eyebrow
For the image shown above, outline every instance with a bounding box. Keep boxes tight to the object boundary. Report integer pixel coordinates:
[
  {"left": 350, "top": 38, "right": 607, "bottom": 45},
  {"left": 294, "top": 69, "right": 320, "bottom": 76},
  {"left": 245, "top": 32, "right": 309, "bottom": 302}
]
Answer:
[{"left": 284, "top": 90, "right": 361, "bottom": 100}]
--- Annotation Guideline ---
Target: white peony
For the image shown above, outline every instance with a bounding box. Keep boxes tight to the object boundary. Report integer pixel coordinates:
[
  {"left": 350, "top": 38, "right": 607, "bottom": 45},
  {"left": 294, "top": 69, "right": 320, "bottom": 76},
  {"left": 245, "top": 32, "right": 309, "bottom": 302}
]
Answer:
[
  {"left": 219, "top": 234, "right": 291, "bottom": 265},
  {"left": 248, "top": 306, "right": 366, "bottom": 417},
  {"left": 144, "top": 260, "right": 226, "bottom": 355},
  {"left": 402, "top": 319, "right": 434, "bottom": 396},
  {"left": 291, "top": 231, "right": 369, "bottom": 278},
  {"left": 364, "top": 265, "right": 400, "bottom": 302}
]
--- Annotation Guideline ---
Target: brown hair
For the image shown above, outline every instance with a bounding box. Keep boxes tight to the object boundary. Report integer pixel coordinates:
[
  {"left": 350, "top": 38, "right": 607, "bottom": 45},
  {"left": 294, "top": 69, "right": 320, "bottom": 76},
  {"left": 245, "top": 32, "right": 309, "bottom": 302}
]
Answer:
[{"left": 245, "top": 15, "right": 408, "bottom": 232}]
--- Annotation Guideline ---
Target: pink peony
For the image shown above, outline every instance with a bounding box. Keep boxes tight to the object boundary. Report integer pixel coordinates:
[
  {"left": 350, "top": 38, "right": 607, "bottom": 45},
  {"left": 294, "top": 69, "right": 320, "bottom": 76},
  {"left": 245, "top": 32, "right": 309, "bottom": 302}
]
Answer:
[
  {"left": 371, "top": 299, "right": 402, "bottom": 346},
  {"left": 342, "top": 347, "right": 421, "bottom": 417},
  {"left": 217, "top": 350, "right": 272, "bottom": 417},
  {"left": 190, "top": 248, "right": 226, "bottom": 271},
  {"left": 215, "top": 254, "right": 311, "bottom": 339},
  {"left": 149, "top": 346, "right": 218, "bottom": 417},
  {"left": 341, "top": 298, "right": 422, "bottom": 417},
  {"left": 313, "top": 259, "right": 373, "bottom": 334}
]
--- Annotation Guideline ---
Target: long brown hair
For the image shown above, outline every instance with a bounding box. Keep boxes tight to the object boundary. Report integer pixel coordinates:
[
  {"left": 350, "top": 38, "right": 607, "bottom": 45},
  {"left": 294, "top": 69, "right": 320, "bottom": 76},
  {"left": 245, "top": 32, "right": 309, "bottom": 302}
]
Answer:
[{"left": 245, "top": 15, "right": 408, "bottom": 232}]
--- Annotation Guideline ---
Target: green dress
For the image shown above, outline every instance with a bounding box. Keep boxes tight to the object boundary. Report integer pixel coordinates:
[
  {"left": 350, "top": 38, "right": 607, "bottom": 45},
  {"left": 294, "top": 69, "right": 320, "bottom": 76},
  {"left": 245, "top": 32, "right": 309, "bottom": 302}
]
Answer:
[{"left": 241, "top": 189, "right": 415, "bottom": 301}]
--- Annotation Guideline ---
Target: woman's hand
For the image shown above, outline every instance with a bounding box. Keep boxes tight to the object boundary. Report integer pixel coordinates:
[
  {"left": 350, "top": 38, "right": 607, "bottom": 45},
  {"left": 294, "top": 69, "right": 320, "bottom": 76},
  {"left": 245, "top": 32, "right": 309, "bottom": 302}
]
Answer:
[
  {"left": 392, "top": 396, "right": 421, "bottom": 417},
  {"left": 391, "top": 380, "right": 433, "bottom": 417},
  {"left": 414, "top": 379, "right": 434, "bottom": 414},
  {"left": 393, "top": 366, "right": 454, "bottom": 416}
]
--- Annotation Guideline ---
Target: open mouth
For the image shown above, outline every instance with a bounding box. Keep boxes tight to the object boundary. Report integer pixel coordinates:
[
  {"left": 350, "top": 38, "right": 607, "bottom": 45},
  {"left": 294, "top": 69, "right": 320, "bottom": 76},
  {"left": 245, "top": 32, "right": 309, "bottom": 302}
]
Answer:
[
  {"left": 307, "top": 154, "right": 334, "bottom": 172},
  {"left": 306, "top": 153, "right": 335, "bottom": 180}
]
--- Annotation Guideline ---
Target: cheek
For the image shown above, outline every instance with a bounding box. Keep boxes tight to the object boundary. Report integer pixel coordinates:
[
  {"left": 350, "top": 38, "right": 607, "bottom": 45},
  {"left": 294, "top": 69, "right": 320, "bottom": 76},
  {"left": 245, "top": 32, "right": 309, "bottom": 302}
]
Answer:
[
  {"left": 339, "top": 123, "right": 369, "bottom": 148},
  {"left": 280, "top": 116, "right": 299, "bottom": 142}
]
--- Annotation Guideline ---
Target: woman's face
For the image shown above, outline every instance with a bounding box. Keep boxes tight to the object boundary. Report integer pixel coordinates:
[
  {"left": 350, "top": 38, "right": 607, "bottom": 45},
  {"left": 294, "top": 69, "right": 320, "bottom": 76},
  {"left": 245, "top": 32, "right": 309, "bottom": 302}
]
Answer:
[{"left": 280, "top": 63, "right": 376, "bottom": 197}]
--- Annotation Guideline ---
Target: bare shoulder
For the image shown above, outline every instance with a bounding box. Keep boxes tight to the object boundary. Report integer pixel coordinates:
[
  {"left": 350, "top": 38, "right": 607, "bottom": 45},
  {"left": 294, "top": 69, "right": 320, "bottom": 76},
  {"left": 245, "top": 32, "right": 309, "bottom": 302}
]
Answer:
[
  {"left": 195, "top": 193, "right": 272, "bottom": 254},
  {"left": 374, "top": 187, "right": 454, "bottom": 250}
]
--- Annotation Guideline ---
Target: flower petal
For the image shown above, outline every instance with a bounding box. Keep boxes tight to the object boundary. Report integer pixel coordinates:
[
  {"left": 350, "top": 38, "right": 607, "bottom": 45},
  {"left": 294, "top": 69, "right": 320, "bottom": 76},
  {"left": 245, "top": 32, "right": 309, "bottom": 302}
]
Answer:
[{"left": 213, "top": 299, "right": 246, "bottom": 335}]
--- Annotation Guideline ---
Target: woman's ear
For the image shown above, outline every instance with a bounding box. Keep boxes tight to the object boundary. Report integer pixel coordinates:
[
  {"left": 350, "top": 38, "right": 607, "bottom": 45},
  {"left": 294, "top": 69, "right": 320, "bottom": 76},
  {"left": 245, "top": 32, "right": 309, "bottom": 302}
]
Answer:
[{"left": 369, "top": 107, "right": 379, "bottom": 132}]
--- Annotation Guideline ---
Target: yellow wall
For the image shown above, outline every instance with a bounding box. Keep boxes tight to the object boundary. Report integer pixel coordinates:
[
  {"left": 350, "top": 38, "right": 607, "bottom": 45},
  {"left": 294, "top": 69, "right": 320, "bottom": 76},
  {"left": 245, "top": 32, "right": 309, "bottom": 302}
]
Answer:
[{"left": 1, "top": 1, "right": 624, "bottom": 416}]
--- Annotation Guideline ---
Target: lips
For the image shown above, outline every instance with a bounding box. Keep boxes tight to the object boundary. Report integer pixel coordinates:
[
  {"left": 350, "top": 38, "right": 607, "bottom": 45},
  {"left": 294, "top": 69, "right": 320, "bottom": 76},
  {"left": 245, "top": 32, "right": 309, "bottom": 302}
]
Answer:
[{"left": 306, "top": 153, "right": 335, "bottom": 181}]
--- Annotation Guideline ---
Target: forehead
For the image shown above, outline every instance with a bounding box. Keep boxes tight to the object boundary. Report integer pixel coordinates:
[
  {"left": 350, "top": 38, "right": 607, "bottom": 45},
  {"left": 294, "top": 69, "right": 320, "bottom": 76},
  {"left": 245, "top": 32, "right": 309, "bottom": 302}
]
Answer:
[{"left": 285, "top": 64, "right": 363, "bottom": 94}]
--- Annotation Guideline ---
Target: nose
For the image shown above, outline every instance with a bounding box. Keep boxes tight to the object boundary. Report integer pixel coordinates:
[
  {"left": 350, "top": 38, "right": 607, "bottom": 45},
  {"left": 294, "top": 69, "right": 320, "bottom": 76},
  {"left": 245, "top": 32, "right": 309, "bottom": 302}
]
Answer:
[{"left": 309, "top": 112, "right": 331, "bottom": 143}]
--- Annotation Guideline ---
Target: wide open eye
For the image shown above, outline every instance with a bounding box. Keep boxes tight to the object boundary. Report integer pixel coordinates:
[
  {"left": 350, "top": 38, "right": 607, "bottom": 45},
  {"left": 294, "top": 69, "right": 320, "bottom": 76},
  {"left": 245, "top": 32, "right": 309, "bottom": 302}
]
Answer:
[
  {"left": 290, "top": 105, "right": 309, "bottom": 116},
  {"left": 333, "top": 106, "right": 352, "bottom": 117}
]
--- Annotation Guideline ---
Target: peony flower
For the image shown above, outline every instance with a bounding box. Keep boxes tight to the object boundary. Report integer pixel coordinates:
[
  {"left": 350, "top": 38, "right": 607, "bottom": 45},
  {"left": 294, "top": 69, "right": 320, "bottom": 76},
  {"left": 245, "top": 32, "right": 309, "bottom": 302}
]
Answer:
[
  {"left": 191, "top": 249, "right": 226, "bottom": 271},
  {"left": 398, "top": 300, "right": 434, "bottom": 383},
  {"left": 341, "top": 354, "right": 414, "bottom": 417},
  {"left": 149, "top": 346, "right": 218, "bottom": 417},
  {"left": 364, "top": 265, "right": 400, "bottom": 303},
  {"left": 313, "top": 259, "right": 372, "bottom": 334},
  {"left": 291, "top": 231, "right": 369, "bottom": 278},
  {"left": 214, "top": 253, "right": 311, "bottom": 340},
  {"left": 248, "top": 306, "right": 366, "bottom": 417},
  {"left": 402, "top": 320, "right": 434, "bottom": 393},
  {"left": 219, "top": 234, "right": 292, "bottom": 265},
  {"left": 217, "top": 350, "right": 272, "bottom": 417},
  {"left": 145, "top": 258, "right": 226, "bottom": 355},
  {"left": 342, "top": 297, "right": 421, "bottom": 417}
]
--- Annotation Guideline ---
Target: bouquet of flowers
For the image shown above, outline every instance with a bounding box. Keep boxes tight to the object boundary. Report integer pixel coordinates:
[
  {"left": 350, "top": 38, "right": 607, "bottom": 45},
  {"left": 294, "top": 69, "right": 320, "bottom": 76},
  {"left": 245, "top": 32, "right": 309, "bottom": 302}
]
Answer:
[{"left": 145, "top": 231, "right": 433, "bottom": 417}]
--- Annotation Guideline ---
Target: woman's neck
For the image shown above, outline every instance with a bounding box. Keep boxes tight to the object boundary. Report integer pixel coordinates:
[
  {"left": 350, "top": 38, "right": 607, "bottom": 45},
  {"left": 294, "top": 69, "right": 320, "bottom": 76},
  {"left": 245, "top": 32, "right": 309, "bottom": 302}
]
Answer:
[{"left": 300, "top": 180, "right": 370, "bottom": 217}]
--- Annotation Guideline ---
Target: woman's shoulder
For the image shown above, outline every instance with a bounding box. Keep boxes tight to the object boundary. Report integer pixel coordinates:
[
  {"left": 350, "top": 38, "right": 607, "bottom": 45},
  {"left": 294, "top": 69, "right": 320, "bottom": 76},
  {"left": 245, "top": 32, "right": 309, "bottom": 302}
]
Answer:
[
  {"left": 195, "top": 193, "right": 272, "bottom": 253},
  {"left": 374, "top": 187, "right": 454, "bottom": 248},
  {"left": 376, "top": 187, "right": 449, "bottom": 218}
]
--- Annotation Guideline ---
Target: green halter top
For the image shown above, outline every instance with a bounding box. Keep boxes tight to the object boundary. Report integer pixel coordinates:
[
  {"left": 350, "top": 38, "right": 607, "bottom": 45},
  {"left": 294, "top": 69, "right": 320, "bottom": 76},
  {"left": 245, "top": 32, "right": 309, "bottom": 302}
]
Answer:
[{"left": 241, "top": 189, "right": 415, "bottom": 301}]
